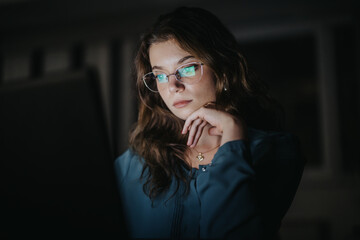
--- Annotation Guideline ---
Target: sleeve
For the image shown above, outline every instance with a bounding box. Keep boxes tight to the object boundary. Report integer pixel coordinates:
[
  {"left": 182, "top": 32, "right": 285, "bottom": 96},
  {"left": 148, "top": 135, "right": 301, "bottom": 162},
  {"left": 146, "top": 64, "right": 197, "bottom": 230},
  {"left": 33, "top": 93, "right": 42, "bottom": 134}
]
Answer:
[
  {"left": 114, "top": 149, "right": 133, "bottom": 186},
  {"left": 252, "top": 132, "right": 305, "bottom": 237},
  {"left": 196, "top": 132, "right": 304, "bottom": 239},
  {"left": 196, "top": 140, "right": 265, "bottom": 239}
]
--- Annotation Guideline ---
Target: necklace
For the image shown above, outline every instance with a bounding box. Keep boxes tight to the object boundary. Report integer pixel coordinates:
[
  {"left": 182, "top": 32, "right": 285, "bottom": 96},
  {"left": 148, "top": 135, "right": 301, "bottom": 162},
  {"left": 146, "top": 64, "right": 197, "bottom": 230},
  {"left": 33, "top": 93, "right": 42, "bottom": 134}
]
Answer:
[{"left": 194, "top": 145, "right": 220, "bottom": 162}]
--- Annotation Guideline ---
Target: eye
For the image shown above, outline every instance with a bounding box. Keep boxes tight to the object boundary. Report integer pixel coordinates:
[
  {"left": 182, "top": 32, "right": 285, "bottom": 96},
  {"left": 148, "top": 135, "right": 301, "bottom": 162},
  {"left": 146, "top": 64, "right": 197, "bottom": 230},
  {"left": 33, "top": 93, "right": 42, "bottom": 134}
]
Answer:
[
  {"left": 156, "top": 73, "right": 168, "bottom": 83},
  {"left": 178, "top": 65, "right": 196, "bottom": 77}
]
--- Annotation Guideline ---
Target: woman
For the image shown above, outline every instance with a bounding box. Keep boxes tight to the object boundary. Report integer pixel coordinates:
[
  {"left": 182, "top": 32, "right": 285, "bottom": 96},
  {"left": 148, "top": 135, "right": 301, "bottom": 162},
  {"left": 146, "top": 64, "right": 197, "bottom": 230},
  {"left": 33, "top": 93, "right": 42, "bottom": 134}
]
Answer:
[{"left": 115, "top": 7, "right": 304, "bottom": 239}]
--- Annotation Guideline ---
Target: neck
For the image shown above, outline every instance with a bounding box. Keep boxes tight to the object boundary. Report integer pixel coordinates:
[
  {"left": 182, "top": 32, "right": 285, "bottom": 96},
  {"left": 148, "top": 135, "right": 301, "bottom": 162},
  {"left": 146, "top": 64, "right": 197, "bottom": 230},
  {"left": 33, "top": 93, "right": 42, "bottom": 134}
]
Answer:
[
  {"left": 194, "top": 124, "right": 221, "bottom": 151},
  {"left": 186, "top": 124, "right": 221, "bottom": 168}
]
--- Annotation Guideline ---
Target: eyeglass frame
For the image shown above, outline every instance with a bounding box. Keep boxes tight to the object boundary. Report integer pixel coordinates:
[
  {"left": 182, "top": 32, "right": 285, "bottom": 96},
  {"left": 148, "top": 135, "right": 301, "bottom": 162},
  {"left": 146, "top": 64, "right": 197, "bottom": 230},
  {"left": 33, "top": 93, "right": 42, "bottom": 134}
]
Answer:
[{"left": 142, "top": 62, "right": 204, "bottom": 93}]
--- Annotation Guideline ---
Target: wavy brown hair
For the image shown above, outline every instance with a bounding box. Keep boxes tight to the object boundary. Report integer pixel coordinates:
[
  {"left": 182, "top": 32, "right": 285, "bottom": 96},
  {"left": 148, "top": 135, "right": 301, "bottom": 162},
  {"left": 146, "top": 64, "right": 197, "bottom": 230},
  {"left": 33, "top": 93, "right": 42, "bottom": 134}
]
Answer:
[{"left": 129, "top": 7, "right": 284, "bottom": 200}]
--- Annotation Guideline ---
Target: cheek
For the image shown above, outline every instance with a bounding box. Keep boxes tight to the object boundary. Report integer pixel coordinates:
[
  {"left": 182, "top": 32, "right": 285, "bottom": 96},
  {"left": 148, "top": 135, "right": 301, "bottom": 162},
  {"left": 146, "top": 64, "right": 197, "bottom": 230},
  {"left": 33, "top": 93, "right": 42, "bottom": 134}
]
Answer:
[
  {"left": 158, "top": 89, "right": 171, "bottom": 107},
  {"left": 200, "top": 78, "right": 217, "bottom": 99}
]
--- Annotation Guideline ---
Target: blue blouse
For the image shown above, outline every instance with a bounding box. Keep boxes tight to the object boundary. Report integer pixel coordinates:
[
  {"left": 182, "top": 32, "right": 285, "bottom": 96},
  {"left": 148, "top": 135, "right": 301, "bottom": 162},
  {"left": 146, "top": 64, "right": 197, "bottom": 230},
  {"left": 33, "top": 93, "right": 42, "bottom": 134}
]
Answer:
[{"left": 114, "top": 128, "right": 304, "bottom": 239}]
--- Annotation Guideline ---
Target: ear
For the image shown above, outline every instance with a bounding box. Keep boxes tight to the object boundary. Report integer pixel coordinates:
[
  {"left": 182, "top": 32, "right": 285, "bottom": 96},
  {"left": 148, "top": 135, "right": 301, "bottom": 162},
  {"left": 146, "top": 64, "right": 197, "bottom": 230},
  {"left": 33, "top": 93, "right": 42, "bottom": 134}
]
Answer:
[{"left": 223, "top": 73, "right": 229, "bottom": 92}]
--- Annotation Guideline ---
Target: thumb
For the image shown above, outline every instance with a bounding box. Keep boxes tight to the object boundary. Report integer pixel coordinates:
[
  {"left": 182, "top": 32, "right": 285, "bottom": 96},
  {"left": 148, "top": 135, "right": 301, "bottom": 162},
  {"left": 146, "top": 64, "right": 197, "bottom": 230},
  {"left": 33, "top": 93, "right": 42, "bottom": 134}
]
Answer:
[{"left": 208, "top": 126, "right": 223, "bottom": 136}]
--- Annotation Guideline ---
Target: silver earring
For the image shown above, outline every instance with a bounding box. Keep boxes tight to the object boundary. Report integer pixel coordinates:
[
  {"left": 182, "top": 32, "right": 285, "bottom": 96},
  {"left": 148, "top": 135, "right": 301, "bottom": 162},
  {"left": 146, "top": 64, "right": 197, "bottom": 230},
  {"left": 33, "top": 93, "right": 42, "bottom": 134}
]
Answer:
[{"left": 224, "top": 87, "right": 228, "bottom": 91}]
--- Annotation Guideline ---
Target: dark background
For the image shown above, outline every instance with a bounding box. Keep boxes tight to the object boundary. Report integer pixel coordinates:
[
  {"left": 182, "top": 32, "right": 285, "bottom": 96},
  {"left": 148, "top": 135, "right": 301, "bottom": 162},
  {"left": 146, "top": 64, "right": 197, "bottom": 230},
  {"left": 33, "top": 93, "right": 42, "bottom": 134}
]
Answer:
[{"left": 0, "top": 0, "right": 359, "bottom": 239}]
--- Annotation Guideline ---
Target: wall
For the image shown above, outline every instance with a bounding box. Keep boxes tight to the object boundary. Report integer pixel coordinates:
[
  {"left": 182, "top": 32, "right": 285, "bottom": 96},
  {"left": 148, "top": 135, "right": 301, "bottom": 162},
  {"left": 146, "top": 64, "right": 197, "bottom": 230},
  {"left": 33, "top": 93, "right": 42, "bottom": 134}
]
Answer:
[{"left": 1, "top": 0, "right": 359, "bottom": 239}]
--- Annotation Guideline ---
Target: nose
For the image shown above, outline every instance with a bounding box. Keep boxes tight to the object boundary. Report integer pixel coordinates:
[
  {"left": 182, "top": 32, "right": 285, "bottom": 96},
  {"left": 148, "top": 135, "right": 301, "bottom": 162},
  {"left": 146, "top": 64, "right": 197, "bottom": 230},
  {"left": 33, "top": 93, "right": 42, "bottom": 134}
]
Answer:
[{"left": 168, "top": 75, "right": 184, "bottom": 93}]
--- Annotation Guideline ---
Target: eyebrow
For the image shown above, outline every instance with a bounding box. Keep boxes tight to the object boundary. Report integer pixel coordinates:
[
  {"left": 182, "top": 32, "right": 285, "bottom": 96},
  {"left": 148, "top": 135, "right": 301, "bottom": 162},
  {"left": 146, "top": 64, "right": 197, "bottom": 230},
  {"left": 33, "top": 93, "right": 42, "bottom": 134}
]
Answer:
[{"left": 152, "top": 55, "right": 195, "bottom": 70}]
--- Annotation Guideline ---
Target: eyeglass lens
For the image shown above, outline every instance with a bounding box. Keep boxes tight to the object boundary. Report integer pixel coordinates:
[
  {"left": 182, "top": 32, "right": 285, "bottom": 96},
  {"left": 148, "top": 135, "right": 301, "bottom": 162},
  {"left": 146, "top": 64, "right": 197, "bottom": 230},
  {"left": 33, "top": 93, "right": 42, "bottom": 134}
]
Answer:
[{"left": 143, "top": 62, "right": 202, "bottom": 92}]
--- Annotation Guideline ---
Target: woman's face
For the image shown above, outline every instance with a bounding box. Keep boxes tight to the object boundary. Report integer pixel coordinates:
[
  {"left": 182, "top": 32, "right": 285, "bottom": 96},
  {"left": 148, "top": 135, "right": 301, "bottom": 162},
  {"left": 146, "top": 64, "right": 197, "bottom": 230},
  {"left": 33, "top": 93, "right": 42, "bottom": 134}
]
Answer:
[{"left": 148, "top": 39, "right": 216, "bottom": 120}]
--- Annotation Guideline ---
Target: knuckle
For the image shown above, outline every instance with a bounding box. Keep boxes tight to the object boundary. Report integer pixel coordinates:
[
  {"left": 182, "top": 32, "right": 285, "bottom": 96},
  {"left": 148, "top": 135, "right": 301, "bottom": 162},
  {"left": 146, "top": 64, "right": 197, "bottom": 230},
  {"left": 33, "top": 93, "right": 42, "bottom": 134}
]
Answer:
[{"left": 194, "top": 118, "right": 202, "bottom": 124}]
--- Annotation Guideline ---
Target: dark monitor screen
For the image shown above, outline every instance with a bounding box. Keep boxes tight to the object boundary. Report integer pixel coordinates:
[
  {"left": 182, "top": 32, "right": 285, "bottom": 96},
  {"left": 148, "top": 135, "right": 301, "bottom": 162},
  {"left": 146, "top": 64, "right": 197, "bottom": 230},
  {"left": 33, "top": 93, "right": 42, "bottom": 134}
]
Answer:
[{"left": 0, "top": 70, "right": 127, "bottom": 238}]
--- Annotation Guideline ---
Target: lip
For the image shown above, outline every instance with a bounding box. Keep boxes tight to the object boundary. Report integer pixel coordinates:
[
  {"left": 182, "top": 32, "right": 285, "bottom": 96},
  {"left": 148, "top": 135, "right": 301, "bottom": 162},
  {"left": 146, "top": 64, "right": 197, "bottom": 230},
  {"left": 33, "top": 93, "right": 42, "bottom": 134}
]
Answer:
[{"left": 173, "top": 100, "right": 192, "bottom": 108}]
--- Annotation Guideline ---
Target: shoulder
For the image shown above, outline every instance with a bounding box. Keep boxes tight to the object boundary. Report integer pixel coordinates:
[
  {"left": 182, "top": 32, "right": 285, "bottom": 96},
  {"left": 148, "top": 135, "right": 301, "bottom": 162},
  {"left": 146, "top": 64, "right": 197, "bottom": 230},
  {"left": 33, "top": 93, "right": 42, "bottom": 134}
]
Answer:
[
  {"left": 248, "top": 127, "right": 297, "bottom": 143},
  {"left": 213, "top": 128, "right": 302, "bottom": 170},
  {"left": 247, "top": 127, "right": 304, "bottom": 168},
  {"left": 221, "top": 128, "right": 300, "bottom": 154},
  {"left": 114, "top": 149, "right": 144, "bottom": 183}
]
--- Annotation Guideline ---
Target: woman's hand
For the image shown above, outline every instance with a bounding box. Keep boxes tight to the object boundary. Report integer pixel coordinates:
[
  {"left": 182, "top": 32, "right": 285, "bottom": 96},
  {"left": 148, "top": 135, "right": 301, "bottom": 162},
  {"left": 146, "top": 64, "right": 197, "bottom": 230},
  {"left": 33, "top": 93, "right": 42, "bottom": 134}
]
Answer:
[{"left": 182, "top": 105, "right": 247, "bottom": 148}]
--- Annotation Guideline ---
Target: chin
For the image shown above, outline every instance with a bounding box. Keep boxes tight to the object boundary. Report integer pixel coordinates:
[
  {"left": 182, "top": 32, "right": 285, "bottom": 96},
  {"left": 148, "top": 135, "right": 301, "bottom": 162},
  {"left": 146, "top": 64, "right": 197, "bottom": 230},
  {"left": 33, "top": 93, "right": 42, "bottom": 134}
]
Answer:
[
  {"left": 171, "top": 109, "right": 192, "bottom": 121},
  {"left": 173, "top": 113, "right": 189, "bottom": 121}
]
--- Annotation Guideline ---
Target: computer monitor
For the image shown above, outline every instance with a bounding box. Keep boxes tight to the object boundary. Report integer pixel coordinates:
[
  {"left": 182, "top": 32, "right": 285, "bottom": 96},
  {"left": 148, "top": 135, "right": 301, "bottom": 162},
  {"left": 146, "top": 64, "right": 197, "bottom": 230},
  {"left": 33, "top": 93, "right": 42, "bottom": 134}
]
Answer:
[{"left": 0, "top": 70, "right": 127, "bottom": 238}]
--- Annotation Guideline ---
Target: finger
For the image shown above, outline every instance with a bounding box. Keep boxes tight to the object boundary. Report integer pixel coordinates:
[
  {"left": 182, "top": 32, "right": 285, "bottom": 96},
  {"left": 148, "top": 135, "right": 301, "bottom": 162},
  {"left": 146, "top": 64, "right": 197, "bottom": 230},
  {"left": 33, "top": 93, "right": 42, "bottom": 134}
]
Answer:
[
  {"left": 187, "top": 118, "right": 203, "bottom": 146},
  {"left": 208, "top": 126, "right": 223, "bottom": 136},
  {"left": 182, "top": 109, "right": 205, "bottom": 134},
  {"left": 190, "top": 120, "right": 207, "bottom": 148}
]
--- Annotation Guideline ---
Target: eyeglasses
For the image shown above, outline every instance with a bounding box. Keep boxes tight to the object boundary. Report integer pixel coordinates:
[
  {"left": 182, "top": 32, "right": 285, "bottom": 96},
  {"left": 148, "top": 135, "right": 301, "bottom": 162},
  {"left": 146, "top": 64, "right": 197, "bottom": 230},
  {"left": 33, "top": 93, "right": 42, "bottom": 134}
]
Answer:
[{"left": 142, "top": 62, "right": 204, "bottom": 92}]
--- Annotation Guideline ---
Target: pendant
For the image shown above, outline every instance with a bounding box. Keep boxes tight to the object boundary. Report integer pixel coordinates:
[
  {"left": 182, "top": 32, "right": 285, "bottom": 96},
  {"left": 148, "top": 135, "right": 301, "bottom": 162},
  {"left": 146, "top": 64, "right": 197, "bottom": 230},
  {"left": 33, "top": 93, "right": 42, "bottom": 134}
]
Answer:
[{"left": 196, "top": 152, "right": 204, "bottom": 162}]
